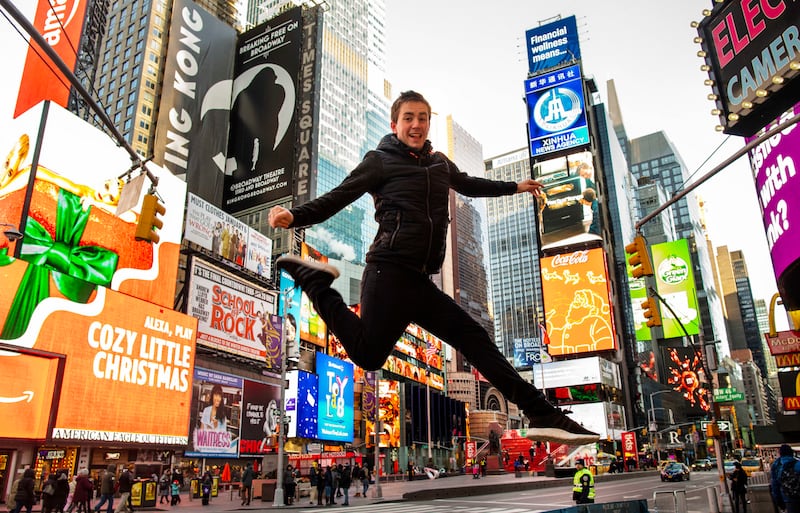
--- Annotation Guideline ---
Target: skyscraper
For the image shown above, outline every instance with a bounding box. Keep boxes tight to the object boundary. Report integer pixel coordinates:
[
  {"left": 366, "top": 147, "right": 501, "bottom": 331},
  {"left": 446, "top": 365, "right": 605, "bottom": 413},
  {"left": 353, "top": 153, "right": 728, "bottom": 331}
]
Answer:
[{"left": 484, "top": 148, "right": 543, "bottom": 359}]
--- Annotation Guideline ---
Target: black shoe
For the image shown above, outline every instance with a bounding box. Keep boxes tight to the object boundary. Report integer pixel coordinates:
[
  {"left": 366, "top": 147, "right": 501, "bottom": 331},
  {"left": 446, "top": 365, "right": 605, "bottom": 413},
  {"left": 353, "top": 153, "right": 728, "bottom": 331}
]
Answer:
[
  {"left": 276, "top": 255, "right": 340, "bottom": 293},
  {"left": 523, "top": 409, "right": 599, "bottom": 444}
]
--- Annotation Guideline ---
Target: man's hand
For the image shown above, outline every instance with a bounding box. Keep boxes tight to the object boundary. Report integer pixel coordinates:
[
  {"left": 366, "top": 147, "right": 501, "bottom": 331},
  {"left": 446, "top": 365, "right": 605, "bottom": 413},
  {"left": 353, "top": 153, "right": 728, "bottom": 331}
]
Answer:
[
  {"left": 269, "top": 206, "right": 293, "bottom": 228},
  {"left": 517, "top": 179, "right": 544, "bottom": 197}
]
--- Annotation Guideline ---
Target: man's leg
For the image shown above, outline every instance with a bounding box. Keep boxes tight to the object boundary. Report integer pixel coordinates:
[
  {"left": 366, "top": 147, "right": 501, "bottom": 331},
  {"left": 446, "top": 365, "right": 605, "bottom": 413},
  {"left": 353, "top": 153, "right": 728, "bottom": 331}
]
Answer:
[
  {"left": 280, "top": 259, "right": 414, "bottom": 371},
  {"left": 413, "top": 280, "right": 598, "bottom": 444}
]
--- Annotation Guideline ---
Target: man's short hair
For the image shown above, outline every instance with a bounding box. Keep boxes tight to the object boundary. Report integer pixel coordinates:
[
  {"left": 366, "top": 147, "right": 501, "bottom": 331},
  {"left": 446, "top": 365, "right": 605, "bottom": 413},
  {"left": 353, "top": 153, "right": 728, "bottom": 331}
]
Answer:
[
  {"left": 582, "top": 188, "right": 596, "bottom": 202},
  {"left": 781, "top": 444, "right": 794, "bottom": 456},
  {"left": 390, "top": 90, "right": 431, "bottom": 123}
]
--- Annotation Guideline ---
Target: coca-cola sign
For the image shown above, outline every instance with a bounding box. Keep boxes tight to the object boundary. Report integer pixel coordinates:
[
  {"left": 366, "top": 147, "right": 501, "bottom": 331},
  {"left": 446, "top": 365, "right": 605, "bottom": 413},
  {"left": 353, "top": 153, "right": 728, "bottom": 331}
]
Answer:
[{"left": 551, "top": 250, "right": 589, "bottom": 267}]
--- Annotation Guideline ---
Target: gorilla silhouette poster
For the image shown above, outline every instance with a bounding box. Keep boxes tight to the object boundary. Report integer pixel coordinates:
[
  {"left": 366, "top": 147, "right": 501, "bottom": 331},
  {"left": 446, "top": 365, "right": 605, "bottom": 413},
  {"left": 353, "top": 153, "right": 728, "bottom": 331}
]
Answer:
[{"left": 224, "top": 7, "right": 303, "bottom": 211}]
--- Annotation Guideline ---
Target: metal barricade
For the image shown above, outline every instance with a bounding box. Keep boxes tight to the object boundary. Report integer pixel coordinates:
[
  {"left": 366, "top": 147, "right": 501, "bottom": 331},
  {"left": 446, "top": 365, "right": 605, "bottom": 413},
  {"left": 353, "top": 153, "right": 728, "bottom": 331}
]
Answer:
[{"left": 653, "top": 489, "right": 688, "bottom": 513}]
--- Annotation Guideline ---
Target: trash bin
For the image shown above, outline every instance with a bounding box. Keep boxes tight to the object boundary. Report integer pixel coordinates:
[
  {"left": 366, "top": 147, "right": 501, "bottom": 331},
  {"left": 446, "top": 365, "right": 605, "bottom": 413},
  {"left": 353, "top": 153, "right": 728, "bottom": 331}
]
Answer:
[{"left": 261, "top": 481, "right": 276, "bottom": 502}]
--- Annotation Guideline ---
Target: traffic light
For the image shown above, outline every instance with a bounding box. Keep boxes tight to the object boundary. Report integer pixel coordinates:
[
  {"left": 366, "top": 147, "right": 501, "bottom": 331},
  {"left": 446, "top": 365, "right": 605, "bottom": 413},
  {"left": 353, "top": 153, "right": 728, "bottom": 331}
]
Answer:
[
  {"left": 625, "top": 235, "right": 654, "bottom": 278},
  {"left": 135, "top": 193, "right": 165, "bottom": 243},
  {"left": 641, "top": 297, "right": 662, "bottom": 327}
]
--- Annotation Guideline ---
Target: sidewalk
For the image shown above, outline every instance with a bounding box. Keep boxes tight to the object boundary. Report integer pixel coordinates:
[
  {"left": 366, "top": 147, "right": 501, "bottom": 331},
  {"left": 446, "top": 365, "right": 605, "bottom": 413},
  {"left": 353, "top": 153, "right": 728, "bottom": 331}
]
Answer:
[{"left": 2, "top": 471, "right": 655, "bottom": 512}]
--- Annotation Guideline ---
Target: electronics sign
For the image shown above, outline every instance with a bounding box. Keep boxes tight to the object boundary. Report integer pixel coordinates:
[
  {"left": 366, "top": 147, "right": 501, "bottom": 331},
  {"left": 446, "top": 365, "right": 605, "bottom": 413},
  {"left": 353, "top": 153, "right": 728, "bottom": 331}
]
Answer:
[
  {"left": 316, "top": 353, "right": 354, "bottom": 442},
  {"left": 697, "top": 0, "right": 800, "bottom": 136},
  {"left": 540, "top": 248, "right": 616, "bottom": 356},
  {"left": 525, "top": 15, "right": 581, "bottom": 75},
  {"left": 525, "top": 64, "right": 589, "bottom": 160}
]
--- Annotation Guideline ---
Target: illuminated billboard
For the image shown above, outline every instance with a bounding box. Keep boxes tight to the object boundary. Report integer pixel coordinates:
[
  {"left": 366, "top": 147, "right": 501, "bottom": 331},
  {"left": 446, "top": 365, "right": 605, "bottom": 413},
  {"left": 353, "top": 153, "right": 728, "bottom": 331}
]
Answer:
[
  {"left": 316, "top": 353, "right": 354, "bottom": 442},
  {"left": 663, "top": 346, "right": 710, "bottom": 413},
  {"left": 0, "top": 259, "right": 197, "bottom": 444},
  {"left": 278, "top": 243, "right": 328, "bottom": 348},
  {"left": 366, "top": 379, "right": 400, "bottom": 448},
  {"left": 651, "top": 239, "right": 700, "bottom": 338},
  {"left": 186, "top": 368, "right": 242, "bottom": 457},
  {"left": 525, "top": 15, "right": 581, "bottom": 75},
  {"left": 286, "top": 369, "right": 319, "bottom": 439},
  {"left": 153, "top": 0, "right": 237, "bottom": 204},
  {"left": 184, "top": 194, "right": 273, "bottom": 277},
  {"left": 224, "top": 7, "right": 303, "bottom": 210},
  {"left": 1, "top": 103, "right": 187, "bottom": 311},
  {"left": 187, "top": 258, "right": 279, "bottom": 365},
  {"left": 747, "top": 104, "right": 800, "bottom": 310},
  {"left": 525, "top": 65, "right": 589, "bottom": 160},
  {"left": 532, "top": 356, "right": 621, "bottom": 390},
  {"left": 535, "top": 151, "right": 601, "bottom": 250},
  {"left": 697, "top": 0, "right": 800, "bottom": 136},
  {"left": 0, "top": 349, "right": 63, "bottom": 439},
  {"left": 540, "top": 248, "right": 617, "bottom": 355},
  {"left": 239, "top": 378, "right": 282, "bottom": 457}
]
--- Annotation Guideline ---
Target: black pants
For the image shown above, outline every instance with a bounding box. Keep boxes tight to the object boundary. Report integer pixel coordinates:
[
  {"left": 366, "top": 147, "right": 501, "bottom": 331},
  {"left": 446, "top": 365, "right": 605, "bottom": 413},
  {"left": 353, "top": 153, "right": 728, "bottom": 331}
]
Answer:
[
  {"left": 732, "top": 489, "right": 747, "bottom": 513},
  {"left": 312, "top": 262, "right": 549, "bottom": 412}
]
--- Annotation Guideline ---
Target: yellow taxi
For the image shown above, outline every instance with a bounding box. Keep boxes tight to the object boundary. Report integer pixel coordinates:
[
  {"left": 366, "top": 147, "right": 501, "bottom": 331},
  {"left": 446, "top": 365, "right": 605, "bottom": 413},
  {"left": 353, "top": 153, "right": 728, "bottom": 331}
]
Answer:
[{"left": 741, "top": 457, "right": 764, "bottom": 476}]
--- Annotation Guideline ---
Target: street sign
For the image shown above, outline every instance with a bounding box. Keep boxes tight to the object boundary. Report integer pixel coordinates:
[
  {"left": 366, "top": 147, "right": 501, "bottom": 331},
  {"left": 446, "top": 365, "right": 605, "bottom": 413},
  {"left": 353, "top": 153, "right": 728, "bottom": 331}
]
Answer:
[
  {"left": 701, "top": 420, "right": 732, "bottom": 432},
  {"left": 714, "top": 387, "right": 745, "bottom": 402}
]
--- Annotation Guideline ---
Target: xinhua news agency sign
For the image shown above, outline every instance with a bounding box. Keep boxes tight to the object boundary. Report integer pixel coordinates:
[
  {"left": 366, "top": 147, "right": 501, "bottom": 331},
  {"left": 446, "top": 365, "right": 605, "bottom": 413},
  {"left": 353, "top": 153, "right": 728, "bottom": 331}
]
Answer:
[
  {"left": 525, "top": 64, "right": 590, "bottom": 160},
  {"left": 697, "top": 0, "right": 800, "bottom": 136}
]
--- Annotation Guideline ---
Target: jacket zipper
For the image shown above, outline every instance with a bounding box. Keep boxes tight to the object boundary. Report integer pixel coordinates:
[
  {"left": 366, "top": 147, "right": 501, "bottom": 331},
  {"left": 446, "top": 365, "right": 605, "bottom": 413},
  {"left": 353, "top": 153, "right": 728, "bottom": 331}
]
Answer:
[
  {"left": 422, "top": 158, "right": 433, "bottom": 274},
  {"left": 389, "top": 211, "right": 401, "bottom": 249}
]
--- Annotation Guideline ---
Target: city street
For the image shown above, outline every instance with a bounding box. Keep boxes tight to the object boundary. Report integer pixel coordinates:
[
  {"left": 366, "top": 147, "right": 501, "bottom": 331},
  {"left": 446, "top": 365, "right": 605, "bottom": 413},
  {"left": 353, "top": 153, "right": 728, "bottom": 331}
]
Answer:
[{"left": 3, "top": 470, "right": 741, "bottom": 513}]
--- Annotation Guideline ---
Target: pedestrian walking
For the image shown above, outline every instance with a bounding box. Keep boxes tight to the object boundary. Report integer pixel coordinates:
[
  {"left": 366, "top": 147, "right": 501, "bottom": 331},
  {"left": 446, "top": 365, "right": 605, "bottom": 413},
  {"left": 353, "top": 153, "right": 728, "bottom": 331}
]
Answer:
[
  {"left": 9, "top": 468, "right": 35, "bottom": 513},
  {"left": 572, "top": 459, "right": 595, "bottom": 505},
  {"left": 351, "top": 463, "right": 361, "bottom": 497},
  {"left": 340, "top": 463, "right": 352, "bottom": 506},
  {"left": 72, "top": 469, "right": 94, "bottom": 513},
  {"left": 54, "top": 470, "right": 70, "bottom": 513},
  {"left": 323, "top": 466, "right": 334, "bottom": 506},
  {"left": 315, "top": 466, "right": 326, "bottom": 506},
  {"left": 361, "top": 466, "right": 371, "bottom": 498},
  {"left": 42, "top": 471, "right": 60, "bottom": 513},
  {"left": 170, "top": 481, "right": 181, "bottom": 506},
  {"left": 771, "top": 444, "right": 800, "bottom": 513},
  {"left": 729, "top": 461, "right": 748, "bottom": 513},
  {"left": 93, "top": 465, "right": 116, "bottom": 513},
  {"left": 269, "top": 90, "right": 598, "bottom": 445},
  {"left": 283, "top": 465, "right": 296, "bottom": 505},
  {"left": 240, "top": 462, "right": 254, "bottom": 506},
  {"left": 158, "top": 471, "right": 170, "bottom": 505}
]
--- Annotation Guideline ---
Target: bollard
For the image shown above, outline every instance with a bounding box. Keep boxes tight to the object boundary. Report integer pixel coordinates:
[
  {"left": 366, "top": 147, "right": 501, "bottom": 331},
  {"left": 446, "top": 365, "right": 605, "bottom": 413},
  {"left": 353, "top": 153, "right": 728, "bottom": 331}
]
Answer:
[{"left": 707, "top": 486, "right": 720, "bottom": 513}]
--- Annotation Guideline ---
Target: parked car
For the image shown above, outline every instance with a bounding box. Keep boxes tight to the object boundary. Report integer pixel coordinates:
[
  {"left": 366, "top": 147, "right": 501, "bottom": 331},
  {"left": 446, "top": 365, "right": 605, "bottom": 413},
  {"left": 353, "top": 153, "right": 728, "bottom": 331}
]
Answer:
[
  {"left": 741, "top": 458, "right": 764, "bottom": 476},
  {"left": 661, "top": 462, "right": 691, "bottom": 482},
  {"left": 723, "top": 460, "right": 737, "bottom": 474},
  {"left": 692, "top": 458, "right": 713, "bottom": 471}
]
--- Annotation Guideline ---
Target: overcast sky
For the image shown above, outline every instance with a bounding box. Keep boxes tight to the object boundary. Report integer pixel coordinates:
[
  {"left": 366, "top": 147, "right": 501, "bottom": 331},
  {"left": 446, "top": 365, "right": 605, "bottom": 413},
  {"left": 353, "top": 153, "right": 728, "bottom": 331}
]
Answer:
[{"left": 0, "top": 0, "right": 786, "bottom": 324}]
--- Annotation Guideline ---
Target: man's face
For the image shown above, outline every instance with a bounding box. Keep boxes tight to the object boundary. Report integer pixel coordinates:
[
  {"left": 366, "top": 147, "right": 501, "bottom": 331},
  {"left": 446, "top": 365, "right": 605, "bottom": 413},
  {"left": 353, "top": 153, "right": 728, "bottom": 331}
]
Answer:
[{"left": 391, "top": 100, "right": 430, "bottom": 150}]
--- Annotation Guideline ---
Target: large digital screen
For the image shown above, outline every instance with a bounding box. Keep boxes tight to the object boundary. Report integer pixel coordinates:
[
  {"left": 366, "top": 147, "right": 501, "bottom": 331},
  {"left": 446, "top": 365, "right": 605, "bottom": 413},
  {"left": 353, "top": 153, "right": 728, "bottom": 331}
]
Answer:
[
  {"left": 239, "top": 378, "right": 281, "bottom": 457},
  {"left": 1, "top": 103, "right": 187, "bottom": 310},
  {"left": 187, "top": 258, "right": 279, "bottom": 364},
  {"left": 540, "top": 248, "right": 617, "bottom": 355},
  {"left": 0, "top": 349, "right": 63, "bottom": 439},
  {"left": 366, "top": 379, "right": 400, "bottom": 448},
  {"left": 316, "top": 352, "right": 354, "bottom": 442},
  {"left": 651, "top": 239, "right": 700, "bottom": 339},
  {"left": 525, "top": 65, "right": 589, "bottom": 160},
  {"left": 747, "top": 103, "right": 800, "bottom": 308},
  {"left": 0, "top": 258, "right": 197, "bottom": 444},
  {"left": 187, "top": 368, "right": 242, "bottom": 457},
  {"left": 285, "top": 369, "right": 318, "bottom": 439},
  {"left": 662, "top": 346, "right": 710, "bottom": 413},
  {"left": 525, "top": 15, "right": 581, "bottom": 75}
]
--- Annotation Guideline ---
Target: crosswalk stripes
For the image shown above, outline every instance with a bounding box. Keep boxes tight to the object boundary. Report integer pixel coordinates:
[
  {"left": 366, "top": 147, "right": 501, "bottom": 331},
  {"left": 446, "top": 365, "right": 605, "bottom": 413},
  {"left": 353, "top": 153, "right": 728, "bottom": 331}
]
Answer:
[{"left": 297, "top": 504, "right": 548, "bottom": 513}]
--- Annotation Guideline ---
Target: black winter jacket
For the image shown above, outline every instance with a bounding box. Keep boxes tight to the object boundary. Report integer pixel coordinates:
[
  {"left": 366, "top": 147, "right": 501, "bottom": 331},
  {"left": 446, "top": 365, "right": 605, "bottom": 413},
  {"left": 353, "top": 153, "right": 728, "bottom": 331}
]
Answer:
[{"left": 290, "top": 134, "right": 517, "bottom": 274}]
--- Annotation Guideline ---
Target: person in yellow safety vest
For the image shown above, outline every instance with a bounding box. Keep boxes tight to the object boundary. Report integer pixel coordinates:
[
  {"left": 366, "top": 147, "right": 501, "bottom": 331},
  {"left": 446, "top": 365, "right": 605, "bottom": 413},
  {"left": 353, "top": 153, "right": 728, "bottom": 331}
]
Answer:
[{"left": 572, "top": 459, "right": 595, "bottom": 504}]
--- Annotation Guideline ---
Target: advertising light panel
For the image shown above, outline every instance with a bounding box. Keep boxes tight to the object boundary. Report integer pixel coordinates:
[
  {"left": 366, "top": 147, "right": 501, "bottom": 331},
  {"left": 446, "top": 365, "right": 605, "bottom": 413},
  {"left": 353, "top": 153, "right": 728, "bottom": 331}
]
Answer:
[
  {"left": 185, "top": 193, "right": 273, "bottom": 277},
  {"left": 532, "top": 356, "right": 620, "bottom": 389},
  {"left": 663, "top": 346, "right": 710, "bottom": 414},
  {"left": 0, "top": 349, "right": 63, "bottom": 439},
  {"left": 525, "top": 16, "right": 581, "bottom": 75},
  {"left": 316, "top": 353, "right": 354, "bottom": 442},
  {"left": 239, "top": 378, "right": 281, "bottom": 457},
  {"left": 525, "top": 65, "right": 589, "bottom": 160},
  {"left": 186, "top": 368, "right": 242, "bottom": 457},
  {"left": 224, "top": 7, "right": 303, "bottom": 210},
  {"left": 540, "top": 248, "right": 616, "bottom": 355},
  {"left": 153, "top": 0, "right": 237, "bottom": 204},
  {"left": 0, "top": 258, "right": 197, "bottom": 444},
  {"left": 366, "top": 379, "right": 400, "bottom": 448},
  {"left": 285, "top": 369, "right": 318, "bottom": 439},
  {"left": 747, "top": 104, "right": 800, "bottom": 309},
  {"left": 187, "top": 258, "right": 279, "bottom": 365},
  {"left": 651, "top": 240, "right": 700, "bottom": 338},
  {"left": 1, "top": 103, "right": 187, "bottom": 310}
]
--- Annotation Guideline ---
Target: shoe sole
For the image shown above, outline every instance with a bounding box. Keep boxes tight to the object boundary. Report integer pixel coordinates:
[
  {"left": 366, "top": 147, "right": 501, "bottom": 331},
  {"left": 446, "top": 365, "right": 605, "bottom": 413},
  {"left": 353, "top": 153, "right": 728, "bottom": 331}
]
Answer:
[
  {"left": 276, "top": 254, "right": 341, "bottom": 279},
  {"left": 521, "top": 428, "right": 599, "bottom": 445}
]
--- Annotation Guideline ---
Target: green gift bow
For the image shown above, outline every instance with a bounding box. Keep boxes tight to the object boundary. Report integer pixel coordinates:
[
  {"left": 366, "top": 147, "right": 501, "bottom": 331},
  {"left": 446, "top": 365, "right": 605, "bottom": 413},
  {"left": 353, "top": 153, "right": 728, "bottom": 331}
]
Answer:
[{"left": 1, "top": 189, "right": 119, "bottom": 339}]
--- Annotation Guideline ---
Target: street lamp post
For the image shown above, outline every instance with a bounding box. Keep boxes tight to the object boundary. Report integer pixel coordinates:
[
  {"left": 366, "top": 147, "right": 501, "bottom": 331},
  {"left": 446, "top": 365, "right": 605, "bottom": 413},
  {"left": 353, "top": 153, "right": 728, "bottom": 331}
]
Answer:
[
  {"left": 373, "top": 373, "right": 382, "bottom": 499},
  {"left": 648, "top": 390, "right": 673, "bottom": 465},
  {"left": 272, "top": 285, "right": 292, "bottom": 508}
]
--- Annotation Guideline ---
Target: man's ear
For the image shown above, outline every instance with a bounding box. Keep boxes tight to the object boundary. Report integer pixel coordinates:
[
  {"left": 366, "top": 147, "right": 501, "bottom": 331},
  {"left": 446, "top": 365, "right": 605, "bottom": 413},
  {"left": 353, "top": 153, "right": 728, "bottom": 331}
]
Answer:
[{"left": 390, "top": 121, "right": 397, "bottom": 134}]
